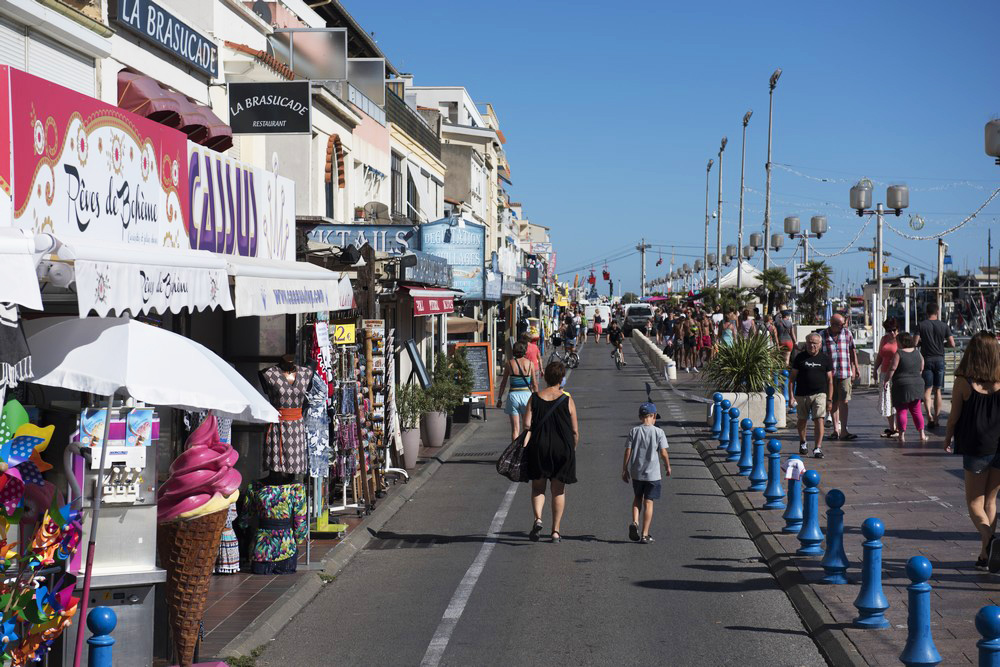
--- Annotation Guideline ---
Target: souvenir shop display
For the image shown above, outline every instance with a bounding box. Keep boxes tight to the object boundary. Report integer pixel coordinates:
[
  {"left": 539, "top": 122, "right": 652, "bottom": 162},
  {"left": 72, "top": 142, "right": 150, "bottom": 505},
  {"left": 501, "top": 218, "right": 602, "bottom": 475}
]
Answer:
[
  {"left": 259, "top": 356, "right": 310, "bottom": 475},
  {"left": 157, "top": 414, "right": 242, "bottom": 667},
  {"left": 242, "top": 473, "right": 307, "bottom": 575},
  {"left": 0, "top": 400, "right": 84, "bottom": 666}
]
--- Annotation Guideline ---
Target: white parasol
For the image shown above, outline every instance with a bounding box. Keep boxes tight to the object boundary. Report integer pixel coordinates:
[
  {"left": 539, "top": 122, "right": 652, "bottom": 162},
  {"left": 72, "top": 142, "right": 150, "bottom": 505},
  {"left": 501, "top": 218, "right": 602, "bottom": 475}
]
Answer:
[{"left": 25, "top": 317, "right": 278, "bottom": 666}]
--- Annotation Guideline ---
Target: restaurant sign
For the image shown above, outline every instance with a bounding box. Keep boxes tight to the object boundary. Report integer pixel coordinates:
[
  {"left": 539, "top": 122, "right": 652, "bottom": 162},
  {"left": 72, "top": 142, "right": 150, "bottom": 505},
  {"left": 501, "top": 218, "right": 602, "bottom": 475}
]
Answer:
[
  {"left": 111, "top": 0, "right": 219, "bottom": 77},
  {"left": 228, "top": 81, "right": 311, "bottom": 134}
]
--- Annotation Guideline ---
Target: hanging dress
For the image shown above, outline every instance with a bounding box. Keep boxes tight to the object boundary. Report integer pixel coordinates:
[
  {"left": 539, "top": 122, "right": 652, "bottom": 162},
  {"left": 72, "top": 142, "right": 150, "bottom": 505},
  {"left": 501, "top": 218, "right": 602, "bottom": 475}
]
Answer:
[
  {"left": 261, "top": 365, "right": 310, "bottom": 474},
  {"left": 245, "top": 481, "right": 308, "bottom": 575},
  {"left": 215, "top": 504, "right": 240, "bottom": 574}
]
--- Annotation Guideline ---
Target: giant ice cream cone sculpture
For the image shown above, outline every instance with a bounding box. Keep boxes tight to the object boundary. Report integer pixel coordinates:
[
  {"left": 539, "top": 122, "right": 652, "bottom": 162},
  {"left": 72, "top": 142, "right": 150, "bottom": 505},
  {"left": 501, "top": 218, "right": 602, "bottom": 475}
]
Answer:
[{"left": 157, "top": 415, "right": 241, "bottom": 667}]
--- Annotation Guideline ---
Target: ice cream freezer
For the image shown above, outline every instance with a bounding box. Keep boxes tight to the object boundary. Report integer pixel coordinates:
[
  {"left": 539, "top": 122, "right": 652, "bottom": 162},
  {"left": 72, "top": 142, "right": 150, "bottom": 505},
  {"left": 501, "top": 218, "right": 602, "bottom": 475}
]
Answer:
[{"left": 42, "top": 407, "right": 165, "bottom": 667}]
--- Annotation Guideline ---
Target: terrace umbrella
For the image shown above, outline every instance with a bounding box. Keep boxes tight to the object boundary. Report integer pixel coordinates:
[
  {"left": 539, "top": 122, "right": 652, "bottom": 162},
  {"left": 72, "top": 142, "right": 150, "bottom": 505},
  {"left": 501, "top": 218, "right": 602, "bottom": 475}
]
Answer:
[{"left": 26, "top": 317, "right": 278, "bottom": 666}]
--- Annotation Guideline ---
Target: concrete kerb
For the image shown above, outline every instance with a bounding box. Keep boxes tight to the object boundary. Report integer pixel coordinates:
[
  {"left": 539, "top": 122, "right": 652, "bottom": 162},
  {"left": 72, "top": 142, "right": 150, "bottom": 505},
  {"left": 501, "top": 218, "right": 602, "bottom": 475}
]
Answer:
[
  {"left": 219, "top": 421, "right": 484, "bottom": 659},
  {"left": 629, "top": 337, "right": 867, "bottom": 667}
]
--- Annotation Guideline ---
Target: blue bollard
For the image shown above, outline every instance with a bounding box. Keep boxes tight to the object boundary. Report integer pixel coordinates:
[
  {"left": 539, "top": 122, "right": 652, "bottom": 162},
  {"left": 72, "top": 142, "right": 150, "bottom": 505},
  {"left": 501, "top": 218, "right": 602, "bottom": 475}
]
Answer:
[
  {"left": 731, "top": 418, "right": 752, "bottom": 466},
  {"left": 763, "top": 440, "right": 786, "bottom": 509},
  {"left": 764, "top": 386, "right": 778, "bottom": 433},
  {"left": 853, "top": 517, "right": 890, "bottom": 628},
  {"left": 726, "top": 408, "right": 742, "bottom": 462},
  {"left": 783, "top": 369, "right": 796, "bottom": 414},
  {"left": 87, "top": 606, "right": 117, "bottom": 667},
  {"left": 796, "top": 470, "right": 824, "bottom": 555},
  {"left": 976, "top": 605, "right": 1000, "bottom": 667},
  {"left": 719, "top": 399, "right": 732, "bottom": 450},
  {"left": 899, "top": 556, "right": 941, "bottom": 666},
  {"left": 783, "top": 456, "right": 804, "bottom": 533},
  {"left": 821, "top": 489, "right": 849, "bottom": 584},
  {"left": 738, "top": 424, "right": 757, "bottom": 476},
  {"left": 748, "top": 429, "right": 768, "bottom": 492},
  {"left": 711, "top": 392, "right": 724, "bottom": 438}
]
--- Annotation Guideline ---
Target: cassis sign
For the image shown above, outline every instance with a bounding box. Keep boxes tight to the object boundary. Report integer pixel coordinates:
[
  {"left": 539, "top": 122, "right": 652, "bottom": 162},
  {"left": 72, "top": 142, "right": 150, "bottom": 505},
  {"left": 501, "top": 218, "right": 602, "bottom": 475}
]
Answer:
[
  {"left": 112, "top": 0, "right": 218, "bottom": 78},
  {"left": 228, "top": 82, "right": 312, "bottom": 135}
]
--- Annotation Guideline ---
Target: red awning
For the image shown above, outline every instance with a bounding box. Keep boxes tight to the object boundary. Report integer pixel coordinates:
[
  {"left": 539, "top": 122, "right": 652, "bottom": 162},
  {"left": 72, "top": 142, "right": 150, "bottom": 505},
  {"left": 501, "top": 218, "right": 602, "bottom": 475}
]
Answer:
[
  {"left": 401, "top": 286, "right": 457, "bottom": 316},
  {"left": 117, "top": 71, "right": 233, "bottom": 152}
]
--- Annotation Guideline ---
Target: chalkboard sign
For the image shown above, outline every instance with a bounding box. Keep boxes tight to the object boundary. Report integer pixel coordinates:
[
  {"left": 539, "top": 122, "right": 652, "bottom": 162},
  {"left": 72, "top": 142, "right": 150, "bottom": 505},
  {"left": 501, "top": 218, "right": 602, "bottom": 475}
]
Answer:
[
  {"left": 454, "top": 342, "right": 494, "bottom": 404},
  {"left": 404, "top": 339, "right": 432, "bottom": 389}
]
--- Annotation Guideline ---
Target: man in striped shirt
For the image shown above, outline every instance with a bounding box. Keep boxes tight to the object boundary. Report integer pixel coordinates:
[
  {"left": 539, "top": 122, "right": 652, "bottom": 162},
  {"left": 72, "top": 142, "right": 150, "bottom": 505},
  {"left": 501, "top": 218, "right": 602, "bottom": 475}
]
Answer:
[{"left": 821, "top": 314, "right": 860, "bottom": 441}]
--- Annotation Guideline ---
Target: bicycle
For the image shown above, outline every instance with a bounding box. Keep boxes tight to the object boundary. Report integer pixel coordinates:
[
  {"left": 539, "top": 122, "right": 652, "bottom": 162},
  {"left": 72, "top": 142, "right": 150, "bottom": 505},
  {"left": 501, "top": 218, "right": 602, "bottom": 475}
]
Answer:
[
  {"left": 612, "top": 345, "right": 624, "bottom": 370},
  {"left": 548, "top": 335, "right": 580, "bottom": 369}
]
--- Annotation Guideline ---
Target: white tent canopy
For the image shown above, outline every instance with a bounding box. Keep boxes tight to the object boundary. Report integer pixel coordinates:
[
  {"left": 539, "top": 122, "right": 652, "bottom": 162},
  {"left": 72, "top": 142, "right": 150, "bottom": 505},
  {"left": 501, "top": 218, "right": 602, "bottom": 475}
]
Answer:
[{"left": 717, "top": 261, "right": 763, "bottom": 289}]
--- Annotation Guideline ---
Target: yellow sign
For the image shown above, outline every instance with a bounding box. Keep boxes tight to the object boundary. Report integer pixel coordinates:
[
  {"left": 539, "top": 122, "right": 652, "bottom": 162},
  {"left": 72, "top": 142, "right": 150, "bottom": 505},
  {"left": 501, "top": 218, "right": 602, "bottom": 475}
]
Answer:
[{"left": 333, "top": 323, "right": 356, "bottom": 344}]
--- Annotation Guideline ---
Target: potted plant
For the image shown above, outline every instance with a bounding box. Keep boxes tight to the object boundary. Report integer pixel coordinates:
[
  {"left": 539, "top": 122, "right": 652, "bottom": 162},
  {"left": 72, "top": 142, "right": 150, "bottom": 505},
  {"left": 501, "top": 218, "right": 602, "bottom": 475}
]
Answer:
[
  {"left": 446, "top": 349, "right": 474, "bottom": 424},
  {"left": 703, "top": 332, "right": 786, "bottom": 426},
  {"left": 421, "top": 351, "right": 469, "bottom": 446},
  {"left": 396, "top": 382, "right": 426, "bottom": 469},
  {"left": 354, "top": 205, "right": 366, "bottom": 221}
]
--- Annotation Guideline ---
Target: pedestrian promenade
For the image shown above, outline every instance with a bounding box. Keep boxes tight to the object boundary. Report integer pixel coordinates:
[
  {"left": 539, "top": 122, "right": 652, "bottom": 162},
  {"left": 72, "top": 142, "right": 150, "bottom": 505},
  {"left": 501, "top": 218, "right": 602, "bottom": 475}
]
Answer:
[{"left": 667, "top": 366, "right": 1000, "bottom": 665}]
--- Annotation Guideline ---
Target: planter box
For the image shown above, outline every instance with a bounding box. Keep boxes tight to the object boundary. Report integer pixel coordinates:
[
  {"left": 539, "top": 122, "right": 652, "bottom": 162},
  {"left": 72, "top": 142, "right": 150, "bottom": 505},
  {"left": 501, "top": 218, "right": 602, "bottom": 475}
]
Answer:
[{"left": 705, "top": 391, "right": 786, "bottom": 429}]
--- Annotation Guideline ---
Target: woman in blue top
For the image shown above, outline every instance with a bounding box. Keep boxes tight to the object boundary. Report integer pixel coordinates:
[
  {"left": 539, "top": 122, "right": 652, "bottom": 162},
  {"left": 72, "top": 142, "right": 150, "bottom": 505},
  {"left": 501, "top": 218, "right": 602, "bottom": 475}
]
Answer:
[{"left": 497, "top": 341, "right": 539, "bottom": 440}]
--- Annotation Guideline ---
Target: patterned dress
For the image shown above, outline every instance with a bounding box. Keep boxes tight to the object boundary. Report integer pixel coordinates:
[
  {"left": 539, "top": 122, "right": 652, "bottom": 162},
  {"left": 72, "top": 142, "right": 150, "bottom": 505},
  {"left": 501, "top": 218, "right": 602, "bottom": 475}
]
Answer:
[
  {"left": 214, "top": 504, "right": 240, "bottom": 574},
  {"left": 261, "top": 365, "right": 309, "bottom": 474},
  {"left": 304, "top": 371, "right": 332, "bottom": 478},
  {"left": 245, "top": 481, "right": 308, "bottom": 574}
]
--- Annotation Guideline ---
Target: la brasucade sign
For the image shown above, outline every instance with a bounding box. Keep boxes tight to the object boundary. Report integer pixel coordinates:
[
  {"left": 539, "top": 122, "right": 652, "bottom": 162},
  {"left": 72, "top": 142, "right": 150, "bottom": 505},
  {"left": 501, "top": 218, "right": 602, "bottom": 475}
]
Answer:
[
  {"left": 112, "top": 0, "right": 218, "bottom": 78},
  {"left": 228, "top": 82, "right": 311, "bottom": 135}
]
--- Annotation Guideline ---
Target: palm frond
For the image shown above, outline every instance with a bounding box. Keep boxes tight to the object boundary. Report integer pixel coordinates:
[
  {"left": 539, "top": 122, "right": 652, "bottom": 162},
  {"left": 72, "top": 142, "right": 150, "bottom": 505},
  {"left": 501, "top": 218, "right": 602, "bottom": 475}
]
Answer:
[{"left": 703, "top": 333, "right": 785, "bottom": 392}]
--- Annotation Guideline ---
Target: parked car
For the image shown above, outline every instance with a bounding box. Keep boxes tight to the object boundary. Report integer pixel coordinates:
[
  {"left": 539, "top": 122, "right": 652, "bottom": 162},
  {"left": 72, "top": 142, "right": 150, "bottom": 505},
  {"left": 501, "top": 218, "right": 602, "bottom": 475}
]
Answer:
[
  {"left": 584, "top": 304, "right": 612, "bottom": 332},
  {"left": 623, "top": 304, "right": 653, "bottom": 336}
]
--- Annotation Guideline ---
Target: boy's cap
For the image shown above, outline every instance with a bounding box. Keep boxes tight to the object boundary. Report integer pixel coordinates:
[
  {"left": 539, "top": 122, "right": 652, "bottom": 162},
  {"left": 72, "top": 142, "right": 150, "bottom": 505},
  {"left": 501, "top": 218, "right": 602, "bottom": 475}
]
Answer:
[{"left": 639, "top": 402, "right": 657, "bottom": 417}]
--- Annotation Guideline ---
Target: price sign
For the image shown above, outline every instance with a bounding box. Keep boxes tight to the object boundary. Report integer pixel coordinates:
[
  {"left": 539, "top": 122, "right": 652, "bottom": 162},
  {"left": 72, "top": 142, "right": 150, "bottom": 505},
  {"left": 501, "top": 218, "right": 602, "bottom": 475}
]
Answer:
[{"left": 333, "top": 323, "right": 356, "bottom": 345}]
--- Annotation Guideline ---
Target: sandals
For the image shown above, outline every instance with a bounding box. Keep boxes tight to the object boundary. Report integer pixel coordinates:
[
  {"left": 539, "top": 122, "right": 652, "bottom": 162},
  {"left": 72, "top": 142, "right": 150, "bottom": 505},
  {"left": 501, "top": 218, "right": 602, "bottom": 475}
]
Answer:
[
  {"left": 629, "top": 522, "right": 640, "bottom": 542},
  {"left": 551, "top": 531, "right": 562, "bottom": 543},
  {"left": 880, "top": 429, "right": 899, "bottom": 438},
  {"left": 640, "top": 535, "right": 655, "bottom": 544},
  {"left": 529, "top": 520, "right": 543, "bottom": 542},
  {"left": 842, "top": 432, "right": 859, "bottom": 441}
]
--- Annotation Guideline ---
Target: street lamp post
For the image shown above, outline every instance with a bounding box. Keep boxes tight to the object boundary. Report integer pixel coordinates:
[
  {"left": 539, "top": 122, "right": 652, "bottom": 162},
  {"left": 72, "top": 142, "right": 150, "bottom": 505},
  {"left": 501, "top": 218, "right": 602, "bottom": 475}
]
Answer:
[
  {"left": 716, "top": 137, "right": 727, "bottom": 290},
  {"left": 737, "top": 110, "right": 752, "bottom": 289},
  {"left": 785, "top": 215, "right": 827, "bottom": 304},
  {"left": 704, "top": 158, "right": 714, "bottom": 288},
  {"left": 764, "top": 68, "right": 782, "bottom": 271},
  {"left": 851, "top": 181, "right": 909, "bottom": 350}
]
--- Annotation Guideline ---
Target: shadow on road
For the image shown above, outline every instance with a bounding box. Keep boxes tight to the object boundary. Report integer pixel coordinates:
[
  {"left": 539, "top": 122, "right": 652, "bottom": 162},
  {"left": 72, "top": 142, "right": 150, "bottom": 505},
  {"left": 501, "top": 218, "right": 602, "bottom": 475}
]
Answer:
[{"left": 632, "top": 577, "right": 778, "bottom": 593}]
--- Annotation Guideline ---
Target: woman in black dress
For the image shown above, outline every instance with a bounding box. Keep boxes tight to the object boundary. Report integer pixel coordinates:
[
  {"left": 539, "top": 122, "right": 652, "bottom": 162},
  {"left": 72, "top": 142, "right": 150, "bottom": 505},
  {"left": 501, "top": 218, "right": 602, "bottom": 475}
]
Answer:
[{"left": 523, "top": 360, "right": 579, "bottom": 543}]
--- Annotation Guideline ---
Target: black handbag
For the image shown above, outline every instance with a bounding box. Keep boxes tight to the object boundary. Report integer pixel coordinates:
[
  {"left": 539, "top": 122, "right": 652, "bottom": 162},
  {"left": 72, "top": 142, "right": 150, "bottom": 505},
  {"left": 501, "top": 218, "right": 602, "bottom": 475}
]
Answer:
[{"left": 496, "top": 395, "right": 567, "bottom": 482}]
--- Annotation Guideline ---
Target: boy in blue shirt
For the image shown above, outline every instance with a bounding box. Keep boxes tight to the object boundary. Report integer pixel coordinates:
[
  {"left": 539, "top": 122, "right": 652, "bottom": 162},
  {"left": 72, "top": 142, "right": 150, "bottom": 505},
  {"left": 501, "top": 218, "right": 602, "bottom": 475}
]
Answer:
[{"left": 621, "top": 402, "right": 671, "bottom": 544}]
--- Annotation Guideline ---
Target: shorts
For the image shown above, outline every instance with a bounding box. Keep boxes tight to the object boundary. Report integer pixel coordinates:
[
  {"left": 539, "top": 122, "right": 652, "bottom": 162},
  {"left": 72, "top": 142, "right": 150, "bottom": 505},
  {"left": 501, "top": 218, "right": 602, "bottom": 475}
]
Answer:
[
  {"left": 796, "top": 393, "right": 828, "bottom": 421},
  {"left": 684, "top": 336, "right": 696, "bottom": 349},
  {"left": 923, "top": 357, "right": 946, "bottom": 389},
  {"left": 632, "top": 479, "right": 662, "bottom": 500},
  {"left": 832, "top": 378, "right": 852, "bottom": 403},
  {"left": 564, "top": 336, "right": 577, "bottom": 347},
  {"left": 503, "top": 390, "right": 530, "bottom": 416},
  {"left": 780, "top": 340, "right": 794, "bottom": 351},
  {"left": 963, "top": 453, "right": 1000, "bottom": 474}
]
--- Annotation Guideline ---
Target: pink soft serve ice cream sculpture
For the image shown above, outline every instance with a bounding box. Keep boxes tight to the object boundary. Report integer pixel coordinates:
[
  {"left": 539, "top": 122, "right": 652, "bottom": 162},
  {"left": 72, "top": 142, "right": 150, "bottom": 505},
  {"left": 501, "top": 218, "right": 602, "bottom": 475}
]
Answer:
[{"left": 156, "top": 415, "right": 242, "bottom": 667}]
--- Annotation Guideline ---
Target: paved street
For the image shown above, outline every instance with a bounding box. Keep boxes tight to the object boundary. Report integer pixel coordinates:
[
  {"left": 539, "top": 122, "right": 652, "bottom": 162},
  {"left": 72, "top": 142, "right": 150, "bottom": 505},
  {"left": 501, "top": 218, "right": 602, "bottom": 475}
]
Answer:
[{"left": 258, "top": 342, "right": 824, "bottom": 666}]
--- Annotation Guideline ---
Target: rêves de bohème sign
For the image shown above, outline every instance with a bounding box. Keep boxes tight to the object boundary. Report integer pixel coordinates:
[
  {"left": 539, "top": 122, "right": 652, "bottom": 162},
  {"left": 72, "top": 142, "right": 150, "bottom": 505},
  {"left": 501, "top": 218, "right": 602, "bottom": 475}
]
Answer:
[
  {"left": 228, "top": 82, "right": 311, "bottom": 135},
  {"left": 2, "top": 66, "right": 294, "bottom": 262},
  {"left": 111, "top": 0, "right": 218, "bottom": 78}
]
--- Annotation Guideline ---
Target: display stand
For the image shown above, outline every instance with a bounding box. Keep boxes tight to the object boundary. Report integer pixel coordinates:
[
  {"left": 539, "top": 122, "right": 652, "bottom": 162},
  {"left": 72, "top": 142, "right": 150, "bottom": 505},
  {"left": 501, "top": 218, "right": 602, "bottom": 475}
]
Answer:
[{"left": 377, "top": 325, "right": 407, "bottom": 482}]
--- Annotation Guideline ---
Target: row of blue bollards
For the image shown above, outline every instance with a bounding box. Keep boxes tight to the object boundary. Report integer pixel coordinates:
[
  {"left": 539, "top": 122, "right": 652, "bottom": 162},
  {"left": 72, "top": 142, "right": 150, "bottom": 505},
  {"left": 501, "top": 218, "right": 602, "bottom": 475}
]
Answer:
[{"left": 707, "top": 392, "right": 1000, "bottom": 666}]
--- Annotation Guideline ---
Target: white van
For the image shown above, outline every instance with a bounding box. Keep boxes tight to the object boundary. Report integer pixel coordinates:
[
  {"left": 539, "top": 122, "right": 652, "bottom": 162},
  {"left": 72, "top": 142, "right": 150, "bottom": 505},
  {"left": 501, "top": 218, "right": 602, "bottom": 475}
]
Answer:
[{"left": 584, "top": 304, "right": 612, "bottom": 332}]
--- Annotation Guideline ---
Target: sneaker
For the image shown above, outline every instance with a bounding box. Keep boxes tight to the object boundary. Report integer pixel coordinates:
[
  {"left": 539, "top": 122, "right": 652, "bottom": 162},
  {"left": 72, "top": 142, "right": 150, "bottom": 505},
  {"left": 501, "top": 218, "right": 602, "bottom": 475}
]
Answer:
[
  {"left": 977, "top": 556, "right": 989, "bottom": 571},
  {"left": 813, "top": 447, "right": 824, "bottom": 459},
  {"left": 799, "top": 442, "right": 808, "bottom": 455},
  {"left": 693, "top": 367, "right": 700, "bottom": 373},
  {"left": 628, "top": 522, "right": 640, "bottom": 542},
  {"left": 640, "top": 535, "right": 655, "bottom": 544},
  {"left": 684, "top": 367, "right": 690, "bottom": 373}
]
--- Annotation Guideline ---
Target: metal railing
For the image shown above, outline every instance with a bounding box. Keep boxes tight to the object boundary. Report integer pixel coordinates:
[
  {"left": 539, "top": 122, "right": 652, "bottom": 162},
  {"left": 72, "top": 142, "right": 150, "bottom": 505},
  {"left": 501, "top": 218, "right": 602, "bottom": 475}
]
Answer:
[{"left": 348, "top": 84, "right": 386, "bottom": 126}]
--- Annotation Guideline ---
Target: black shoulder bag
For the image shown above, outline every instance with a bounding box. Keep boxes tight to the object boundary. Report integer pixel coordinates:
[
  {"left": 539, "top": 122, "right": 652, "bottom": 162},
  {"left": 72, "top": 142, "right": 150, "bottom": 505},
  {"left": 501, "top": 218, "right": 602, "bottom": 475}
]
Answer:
[{"left": 496, "top": 394, "right": 567, "bottom": 482}]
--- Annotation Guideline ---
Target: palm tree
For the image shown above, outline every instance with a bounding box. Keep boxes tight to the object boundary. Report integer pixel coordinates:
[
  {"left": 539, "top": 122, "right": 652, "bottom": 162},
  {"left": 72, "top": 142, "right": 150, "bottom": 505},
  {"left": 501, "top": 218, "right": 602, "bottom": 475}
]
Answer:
[
  {"left": 799, "top": 261, "right": 833, "bottom": 324},
  {"left": 757, "top": 268, "right": 792, "bottom": 315}
]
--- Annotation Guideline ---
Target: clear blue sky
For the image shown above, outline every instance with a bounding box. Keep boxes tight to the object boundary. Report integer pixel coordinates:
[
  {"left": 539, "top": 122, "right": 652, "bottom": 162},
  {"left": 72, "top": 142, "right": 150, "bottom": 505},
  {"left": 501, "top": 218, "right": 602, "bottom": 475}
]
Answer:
[{"left": 344, "top": 0, "right": 999, "bottom": 294}]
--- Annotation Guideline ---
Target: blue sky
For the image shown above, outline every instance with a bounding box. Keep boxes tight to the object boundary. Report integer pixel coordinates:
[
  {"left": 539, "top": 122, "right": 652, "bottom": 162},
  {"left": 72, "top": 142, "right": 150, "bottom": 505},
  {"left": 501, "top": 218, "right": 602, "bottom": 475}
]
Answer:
[{"left": 344, "top": 0, "right": 999, "bottom": 294}]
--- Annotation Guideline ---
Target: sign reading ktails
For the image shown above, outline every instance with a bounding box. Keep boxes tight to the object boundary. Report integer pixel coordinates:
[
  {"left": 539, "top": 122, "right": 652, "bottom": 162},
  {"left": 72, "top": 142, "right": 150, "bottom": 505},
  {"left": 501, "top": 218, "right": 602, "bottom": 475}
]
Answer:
[{"left": 111, "top": 0, "right": 218, "bottom": 77}]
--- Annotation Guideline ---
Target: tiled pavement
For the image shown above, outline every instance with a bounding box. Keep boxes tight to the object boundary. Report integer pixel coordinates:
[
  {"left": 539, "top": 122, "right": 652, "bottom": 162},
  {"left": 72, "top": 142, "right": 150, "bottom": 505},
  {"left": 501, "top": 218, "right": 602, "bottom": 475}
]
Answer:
[
  {"left": 668, "top": 367, "right": 1000, "bottom": 665},
  {"left": 196, "top": 435, "right": 467, "bottom": 661}
]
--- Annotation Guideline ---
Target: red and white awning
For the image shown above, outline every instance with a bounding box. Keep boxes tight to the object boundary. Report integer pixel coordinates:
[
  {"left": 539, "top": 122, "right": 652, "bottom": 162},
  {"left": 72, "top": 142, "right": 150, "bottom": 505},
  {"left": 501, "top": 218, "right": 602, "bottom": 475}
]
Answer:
[{"left": 402, "top": 286, "right": 459, "bottom": 316}]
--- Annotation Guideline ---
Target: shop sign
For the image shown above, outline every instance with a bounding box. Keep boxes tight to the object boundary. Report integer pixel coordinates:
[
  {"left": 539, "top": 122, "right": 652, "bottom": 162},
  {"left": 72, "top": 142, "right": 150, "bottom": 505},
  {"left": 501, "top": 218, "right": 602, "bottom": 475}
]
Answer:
[
  {"left": 484, "top": 271, "right": 502, "bottom": 301},
  {"left": 233, "top": 274, "right": 352, "bottom": 317},
  {"left": 332, "top": 322, "right": 356, "bottom": 344},
  {"left": 420, "top": 218, "right": 485, "bottom": 301},
  {"left": 111, "top": 0, "right": 218, "bottom": 78},
  {"left": 74, "top": 260, "right": 233, "bottom": 317},
  {"left": 413, "top": 293, "right": 454, "bottom": 316},
  {"left": 531, "top": 241, "right": 552, "bottom": 255},
  {"left": 403, "top": 250, "right": 451, "bottom": 287},
  {"left": 307, "top": 223, "right": 416, "bottom": 256},
  {"left": 228, "top": 82, "right": 311, "bottom": 134},
  {"left": 8, "top": 67, "right": 190, "bottom": 247},
  {"left": 188, "top": 143, "right": 295, "bottom": 260},
  {"left": 501, "top": 275, "right": 522, "bottom": 297}
]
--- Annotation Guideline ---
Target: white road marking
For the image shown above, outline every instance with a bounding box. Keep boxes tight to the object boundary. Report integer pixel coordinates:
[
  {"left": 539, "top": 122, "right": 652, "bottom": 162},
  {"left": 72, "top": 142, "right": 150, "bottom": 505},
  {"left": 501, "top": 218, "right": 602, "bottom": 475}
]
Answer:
[
  {"left": 420, "top": 482, "right": 519, "bottom": 666},
  {"left": 851, "top": 450, "right": 887, "bottom": 471}
]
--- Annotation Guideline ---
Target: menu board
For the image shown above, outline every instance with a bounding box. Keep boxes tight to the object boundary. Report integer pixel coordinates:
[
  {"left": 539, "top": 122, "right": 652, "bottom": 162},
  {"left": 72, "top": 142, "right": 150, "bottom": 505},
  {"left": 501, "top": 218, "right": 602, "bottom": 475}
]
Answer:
[{"left": 454, "top": 342, "right": 494, "bottom": 404}]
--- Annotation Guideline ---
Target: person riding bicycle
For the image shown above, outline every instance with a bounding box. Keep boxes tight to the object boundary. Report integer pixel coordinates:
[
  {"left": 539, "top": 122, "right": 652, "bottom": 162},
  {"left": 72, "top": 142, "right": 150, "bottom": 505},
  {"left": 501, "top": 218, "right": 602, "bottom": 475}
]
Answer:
[{"left": 608, "top": 320, "right": 626, "bottom": 366}]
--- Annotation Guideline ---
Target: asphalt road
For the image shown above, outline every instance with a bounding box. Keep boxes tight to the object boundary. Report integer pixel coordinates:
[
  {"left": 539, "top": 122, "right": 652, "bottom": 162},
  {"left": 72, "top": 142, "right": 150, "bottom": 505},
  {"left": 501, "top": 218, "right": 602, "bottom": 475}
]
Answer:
[{"left": 258, "top": 341, "right": 826, "bottom": 667}]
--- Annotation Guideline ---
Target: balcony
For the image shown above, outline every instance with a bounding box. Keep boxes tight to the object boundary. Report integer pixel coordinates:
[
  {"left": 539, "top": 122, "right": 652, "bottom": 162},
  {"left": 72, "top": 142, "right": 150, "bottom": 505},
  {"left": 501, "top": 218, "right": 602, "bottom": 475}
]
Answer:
[
  {"left": 348, "top": 83, "right": 386, "bottom": 126},
  {"left": 385, "top": 89, "right": 441, "bottom": 160}
]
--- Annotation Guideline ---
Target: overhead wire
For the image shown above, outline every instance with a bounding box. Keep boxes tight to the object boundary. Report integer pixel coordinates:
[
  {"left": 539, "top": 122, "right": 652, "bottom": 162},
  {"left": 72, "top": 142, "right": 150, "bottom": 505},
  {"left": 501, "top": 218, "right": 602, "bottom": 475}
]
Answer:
[{"left": 884, "top": 187, "right": 1000, "bottom": 240}]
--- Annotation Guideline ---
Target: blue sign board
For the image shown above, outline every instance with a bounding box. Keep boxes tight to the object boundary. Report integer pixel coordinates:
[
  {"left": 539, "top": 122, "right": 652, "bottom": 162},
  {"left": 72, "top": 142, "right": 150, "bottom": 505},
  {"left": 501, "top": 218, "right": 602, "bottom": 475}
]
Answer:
[
  {"left": 307, "top": 224, "right": 417, "bottom": 256},
  {"left": 421, "top": 218, "right": 485, "bottom": 300},
  {"left": 112, "top": 0, "right": 219, "bottom": 78},
  {"left": 484, "top": 272, "right": 502, "bottom": 301}
]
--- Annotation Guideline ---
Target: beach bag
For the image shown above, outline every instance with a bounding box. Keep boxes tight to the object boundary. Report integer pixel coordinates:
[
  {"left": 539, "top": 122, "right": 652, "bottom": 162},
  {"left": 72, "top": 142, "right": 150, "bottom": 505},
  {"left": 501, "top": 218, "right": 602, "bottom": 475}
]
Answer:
[{"left": 496, "top": 395, "right": 567, "bottom": 482}]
